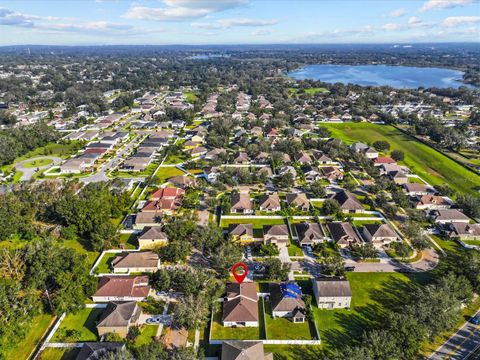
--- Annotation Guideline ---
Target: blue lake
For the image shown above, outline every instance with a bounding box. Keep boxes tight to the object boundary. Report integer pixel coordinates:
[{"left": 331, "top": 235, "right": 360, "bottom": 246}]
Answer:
[{"left": 288, "top": 64, "right": 473, "bottom": 89}]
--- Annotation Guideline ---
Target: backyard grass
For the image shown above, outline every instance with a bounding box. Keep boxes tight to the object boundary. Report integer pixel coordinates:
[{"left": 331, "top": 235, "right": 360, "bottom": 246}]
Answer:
[
  {"left": 134, "top": 325, "right": 159, "bottom": 347},
  {"left": 118, "top": 233, "right": 138, "bottom": 249},
  {"left": 184, "top": 91, "right": 198, "bottom": 103},
  {"left": 288, "top": 239, "right": 304, "bottom": 257},
  {"left": 463, "top": 240, "right": 480, "bottom": 246},
  {"left": 164, "top": 153, "right": 188, "bottom": 165},
  {"left": 322, "top": 123, "right": 480, "bottom": 195},
  {"left": 61, "top": 238, "right": 99, "bottom": 266},
  {"left": 220, "top": 217, "right": 286, "bottom": 230},
  {"left": 154, "top": 166, "right": 184, "bottom": 184},
  {"left": 38, "top": 348, "right": 80, "bottom": 360},
  {"left": 210, "top": 303, "right": 266, "bottom": 340},
  {"left": 4, "top": 313, "right": 54, "bottom": 360},
  {"left": 303, "top": 272, "right": 426, "bottom": 353},
  {"left": 263, "top": 300, "right": 314, "bottom": 340},
  {"left": 52, "top": 308, "right": 103, "bottom": 342},
  {"left": 22, "top": 158, "right": 54, "bottom": 168},
  {"left": 264, "top": 344, "right": 321, "bottom": 359},
  {"left": 95, "top": 252, "right": 118, "bottom": 273}
]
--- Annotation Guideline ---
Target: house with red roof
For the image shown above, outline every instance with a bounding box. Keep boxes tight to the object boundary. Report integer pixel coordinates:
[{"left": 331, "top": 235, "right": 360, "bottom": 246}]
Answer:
[{"left": 92, "top": 275, "right": 152, "bottom": 302}]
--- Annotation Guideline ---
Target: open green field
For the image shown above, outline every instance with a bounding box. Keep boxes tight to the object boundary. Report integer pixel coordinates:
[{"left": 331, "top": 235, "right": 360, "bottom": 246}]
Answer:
[
  {"left": 184, "top": 91, "right": 198, "bottom": 103},
  {"left": 288, "top": 87, "right": 329, "bottom": 96},
  {"left": 301, "top": 272, "right": 429, "bottom": 353},
  {"left": 4, "top": 313, "right": 54, "bottom": 360},
  {"left": 22, "top": 158, "right": 54, "bottom": 168},
  {"left": 322, "top": 123, "right": 480, "bottom": 195},
  {"left": 263, "top": 300, "right": 314, "bottom": 340},
  {"left": 52, "top": 308, "right": 102, "bottom": 342}
]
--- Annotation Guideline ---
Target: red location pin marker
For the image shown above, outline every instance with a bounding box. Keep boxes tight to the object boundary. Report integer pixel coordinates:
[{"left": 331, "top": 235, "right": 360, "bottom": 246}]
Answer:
[{"left": 232, "top": 262, "right": 248, "bottom": 284}]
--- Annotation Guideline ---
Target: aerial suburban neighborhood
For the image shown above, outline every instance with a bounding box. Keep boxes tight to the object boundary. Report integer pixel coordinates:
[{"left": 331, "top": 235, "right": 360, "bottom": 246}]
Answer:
[{"left": 0, "top": 1, "right": 480, "bottom": 360}]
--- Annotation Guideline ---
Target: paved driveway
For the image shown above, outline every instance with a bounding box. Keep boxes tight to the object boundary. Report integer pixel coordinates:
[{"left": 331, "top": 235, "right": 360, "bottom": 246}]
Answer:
[
  {"left": 14, "top": 156, "right": 62, "bottom": 181},
  {"left": 428, "top": 309, "right": 480, "bottom": 360}
]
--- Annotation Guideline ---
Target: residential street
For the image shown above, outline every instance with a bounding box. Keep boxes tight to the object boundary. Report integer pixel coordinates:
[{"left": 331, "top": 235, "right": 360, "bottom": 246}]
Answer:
[
  {"left": 14, "top": 156, "right": 62, "bottom": 181},
  {"left": 428, "top": 309, "right": 480, "bottom": 360}
]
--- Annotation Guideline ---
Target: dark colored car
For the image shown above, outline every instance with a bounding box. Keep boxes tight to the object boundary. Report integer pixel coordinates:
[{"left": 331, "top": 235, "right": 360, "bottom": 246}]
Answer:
[
  {"left": 345, "top": 266, "right": 355, "bottom": 271},
  {"left": 470, "top": 315, "right": 480, "bottom": 325}
]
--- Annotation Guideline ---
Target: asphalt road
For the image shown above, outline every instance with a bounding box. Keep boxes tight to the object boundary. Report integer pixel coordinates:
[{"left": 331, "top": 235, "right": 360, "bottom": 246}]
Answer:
[
  {"left": 14, "top": 156, "right": 62, "bottom": 181},
  {"left": 429, "top": 309, "right": 480, "bottom": 360}
]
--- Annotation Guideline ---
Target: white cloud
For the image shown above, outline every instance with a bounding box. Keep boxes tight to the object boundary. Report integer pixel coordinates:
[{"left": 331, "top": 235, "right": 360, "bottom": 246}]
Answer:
[
  {"left": 443, "top": 15, "right": 480, "bottom": 26},
  {"left": 419, "top": 0, "right": 475, "bottom": 12},
  {"left": 382, "top": 23, "right": 404, "bottom": 31},
  {"left": 192, "top": 17, "right": 277, "bottom": 29},
  {"left": 388, "top": 8, "right": 406, "bottom": 17},
  {"left": 124, "top": 0, "right": 248, "bottom": 21},
  {"left": 217, "top": 18, "right": 277, "bottom": 27},
  {"left": 251, "top": 29, "right": 273, "bottom": 36},
  {"left": 408, "top": 16, "right": 422, "bottom": 24}
]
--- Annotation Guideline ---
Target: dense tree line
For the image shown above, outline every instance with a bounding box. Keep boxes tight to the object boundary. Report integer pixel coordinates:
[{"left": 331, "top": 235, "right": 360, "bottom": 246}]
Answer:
[{"left": 0, "top": 121, "right": 60, "bottom": 165}]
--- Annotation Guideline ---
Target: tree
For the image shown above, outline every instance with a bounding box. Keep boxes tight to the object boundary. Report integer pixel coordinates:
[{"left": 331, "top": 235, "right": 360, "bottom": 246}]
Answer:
[
  {"left": 390, "top": 150, "right": 404, "bottom": 161},
  {"left": 192, "top": 224, "right": 224, "bottom": 254},
  {"left": 320, "top": 255, "right": 345, "bottom": 277},
  {"left": 211, "top": 241, "right": 243, "bottom": 278},
  {"left": 277, "top": 172, "right": 295, "bottom": 189},
  {"left": 321, "top": 199, "right": 341, "bottom": 216},
  {"left": 309, "top": 181, "right": 326, "bottom": 198},
  {"left": 373, "top": 140, "right": 390, "bottom": 152},
  {"left": 350, "top": 243, "right": 379, "bottom": 260},
  {"left": 456, "top": 195, "right": 480, "bottom": 218},
  {"left": 258, "top": 244, "right": 279, "bottom": 256},
  {"left": 392, "top": 242, "right": 411, "bottom": 259},
  {"left": 175, "top": 294, "right": 210, "bottom": 329},
  {"left": 263, "top": 257, "right": 290, "bottom": 281},
  {"left": 411, "top": 236, "right": 430, "bottom": 251},
  {"left": 150, "top": 269, "right": 171, "bottom": 292},
  {"left": 0, "top": 110, "right": 17, "bottom": 126},
  {"left": 158, "top": 241, "right": 192, "bottom": 263},
  {"left": 127, "top": 325, "right": 141, "bottom": 341}
]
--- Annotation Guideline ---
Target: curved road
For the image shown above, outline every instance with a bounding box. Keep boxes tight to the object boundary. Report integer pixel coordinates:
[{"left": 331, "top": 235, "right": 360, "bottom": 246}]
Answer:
[{"left": 14, "top": 156, "right": 62, "bottom": 181}]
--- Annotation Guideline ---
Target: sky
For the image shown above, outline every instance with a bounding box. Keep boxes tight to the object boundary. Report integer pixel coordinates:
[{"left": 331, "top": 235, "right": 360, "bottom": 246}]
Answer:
[{"left": 0, "top": 0, "right": 479, "bottom": 45}]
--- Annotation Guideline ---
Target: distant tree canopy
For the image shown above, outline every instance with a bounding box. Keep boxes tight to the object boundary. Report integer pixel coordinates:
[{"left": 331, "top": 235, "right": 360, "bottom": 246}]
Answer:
[
  {"left": 0, "top": 122, "right": 60, "bottom": 166},
  {"left": 0, "top": 110, "right": 16, "bottom": 126}
]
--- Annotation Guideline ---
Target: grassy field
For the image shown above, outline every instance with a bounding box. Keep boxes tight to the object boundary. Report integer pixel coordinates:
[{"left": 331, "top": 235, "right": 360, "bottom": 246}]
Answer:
[
  {"left": 4, "top": 314, "right": 54, "bottom": 360},
  {"left": 303, "top": 272, "right": 428, "bottom": 353},
  {"left": 38, "top": 348, "right": 79, "bottom": 360},
  {"left": 288, "top": 87, "right": 329, "bottom": 96},
  {"left": 263, "top": 300, "right": 314, "bottom": 340},
  {"left": 52, "top": 308, "right": 102, "bottom": 342},
  {"left": 22, "top": 158, "right": 54, "bottom": 168},
  {"left": 322, "top": 123, "right": 480, "bottom": 195},
  {"left": 154, "top": 166, "right": 184, "bottom": 184},
  {"left": 61, "top": 238, "right": 99, "bottom": 267},
  {"left": 220, "top": 217, "right": 286, "bottom": 229},
  {"left": 133, "top": 325, "right": 159, "bottom": 347},
  {"left": 95, "top": 252, "right": 117, "bottom": 273},
  {"left": 184, "top": 91, "right": 198, "bottom": 103}
]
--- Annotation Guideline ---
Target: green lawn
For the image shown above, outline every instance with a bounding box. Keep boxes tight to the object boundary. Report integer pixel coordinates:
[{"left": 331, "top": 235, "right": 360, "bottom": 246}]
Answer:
[
  {"left": 118, "top": 233, "right": 138, "bottom": 249},
  {"left": 220, "top": 217, "right": 286, "bottom": 229},
  {"left": 61, "top": 238, "right": 99, "bottom": 267},
  {"left": 133, "top": 325, "right": 158, "bottom": 347},
  {"left": 306, "top": 272, "right": 427, "bottom": 353},
  {"left": 264, "top": 344, "right": 321, "bottom": 359},
  {"left": 154, "top": 166, "right": 184, "bottom": 184},
  {"left": 22, "top": 158, "right": 54, "bottom": 168},
  {"left": 95, "top": 252, "right": 118, "bottom": 273},
  {"left": 463, "top": 240, "right": 480, "bottom": 246},
  {"left": 288, "top": 239, "right": 304, "bottom": 257},
  {"left": 184, "top": 91, "right": 198, "bottom": 103},
  {"left": 323, "top": 123, "right": 480, "bottom": 195},
  {"left": 4, "top": 313, "right": 54, "bottom": 360},
  {"left": 210, "top": 303, "right": 266, "bottom": 340},
  {"left": 263, "top": 299, "right": 314, "bottom": 340},
  {"left": 164, "top": 154, "right": 188, "bottom": 165},
  {"left": 52, "top": 308, "right": 102, "bottom": 342},
  {"left": 39, "top": 348, "right": 80, "bottom": 360}
]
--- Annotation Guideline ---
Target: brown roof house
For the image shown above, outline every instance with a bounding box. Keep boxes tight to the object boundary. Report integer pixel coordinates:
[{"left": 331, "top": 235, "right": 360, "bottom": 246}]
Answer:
[
  {"left": 92, "top": 275, "right": 152, "bottom": 302},
  {"left": 326, "top": 222, "right": 363, "bottom": 248},
  {"left": 388, "top": 170, "right": 408, "bottom": 185},
  {"left": 263, "top": 225, "right": 290, "bottom": 248},
  {"left": 331, "top": 190, "right": 365, "bottom": 213},
  {"left": 294, "top": 151, "right": 312, "bottom": 165},
  {"left": 268, "top": 282, "right": 306, "bottom": 323},
  {"left": 312, "top": 278, "right": 352, "bottom": 309},
  {"left": 75, "top": 343, "right": 125, "bottom": 360},
  {"left": 361, "top": 223, "right": 399, "bottom": 247},
  {"left": 97, "top": 301, "right": 141, "bottom": 338},
  {"left": 431, "top": 209, "right": 471, "bottom": 224},
  {"left": 321, "top": 166, "right": 344, "bottom": 183},
  {"left": 222, "top": 282, "right": 259, "bottom": 327},
  {"left": 294, "top": 222, "right": 324, "bottom": 246},
  {"left": 221, "top": 341, "right": 273, "bottom": 360},
  {"left": 285, "top": 192, "right": 310, "bottom": 211},
  {"left": 137, "top": 226, "right": 168, "bottom": 249},
  {"left": 229, "top": 224, "right": 254, "bottom": 244},
  {"left": 403, "top": 183, "right": 436, "bottom": 196},
  {"left": 133, "top": 211, "right": 163, "bottom": 230},
  {"left": 443, "top": 222, "right": 480, "bottom": 240},
  {"left": 258, "top": 193, "right": 281, "bottom": 212},
  {"left": 413, "top": 195, "right": 453, "bottom": 210},
  {"left": 111, "top": 252, "right": 160, "bottom": 274},
  {"left": 168, "top": 175, "right": 195, "bottom": 188},
  {"left": 231, "top": 193, "right": 254, "bottom": 214}
]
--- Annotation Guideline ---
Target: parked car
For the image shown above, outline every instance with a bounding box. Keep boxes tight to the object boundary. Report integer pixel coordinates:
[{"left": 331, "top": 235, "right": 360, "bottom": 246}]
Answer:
[
  {"left": 345, "top": 266, "right": 355, "bottom": 271},
  {"left": 470, "top": 315, "right": 480, "bottom": 325}
]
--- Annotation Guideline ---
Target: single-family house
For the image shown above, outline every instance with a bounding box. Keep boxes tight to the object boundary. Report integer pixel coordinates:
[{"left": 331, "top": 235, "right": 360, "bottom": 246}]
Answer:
[
  {"left": 137, "top": 226, "right": 168, "bottom": 249},
  {"left": 285, "top": 193, "right": 310, "bottom": 211},
  {"left": 388, "top": 170, "right": 408, "bottom": 185},
  {"left": 361, "top": 223, "right": 399, "bottom": 247},
  {"left": 229, "top": 224, "right": 254, "bottom": 243},
  {"left": 134, "top": 212, "right": 163, "bottom": 230},
  {"left": 92, "top": 276, "right": 152, "bottom": 302},
  {"left": 168, "top": 175, "right": 195, "bottom": 188},
  {"left": 413, "top": 195, "right": 452, "bottom": 210},
  {"left": 443, "top": 222, "right": 480, "bottom": 240},
  {"left": 258, "top": 193, "right": 281, "bottom": 212},
  {"left": 222, "top": 282, "right": 259, "bottom": 327},
  {"left": 221, "top": 341, "right": 273, "bottom": 360},
  {"left": 326, "top": 222, "right": 362, "bottom": 248},
  {"left": 431, "top": 209, "right": 471, "bottom": 224},
  {"left": 403, "top": 183, "right": 436, "bottom": 196},
  {"left": 111, "top": 252, "right": 160, "bottom": 273},
  {"left": 231, "top": 193, "right": 254, "bottom": 214},
  {"left": 234, "top": 152, "right": 249, "bottom": 164},
  {"left": 263, "top": 225, "right": 289, "bottom": 248},
  {"left": 294, "top": 222, "right": 324, "bottom": 246},
  {"left": 312, "top": 278, "right": 352, "bottom": 309},
  {"left": 331, "top": 190, "right": 364, "bottom": 213},
  {"left": 294, "top": 151, "right": 312, "bottom": 165},
  {"left": 321, "top": 166, "right": 344, "bottom": 183},
  {"left": 269, "top": 282, "right": 306, "bottom": 323},
  {"left": 96, "top": 301, "right": 141, "bottom": 338}
]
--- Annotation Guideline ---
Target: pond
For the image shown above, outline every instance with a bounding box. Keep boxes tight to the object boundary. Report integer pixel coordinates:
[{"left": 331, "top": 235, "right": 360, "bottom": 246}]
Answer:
[{"left": 288, "top": 64, "right": 474, "bottom": 89}]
